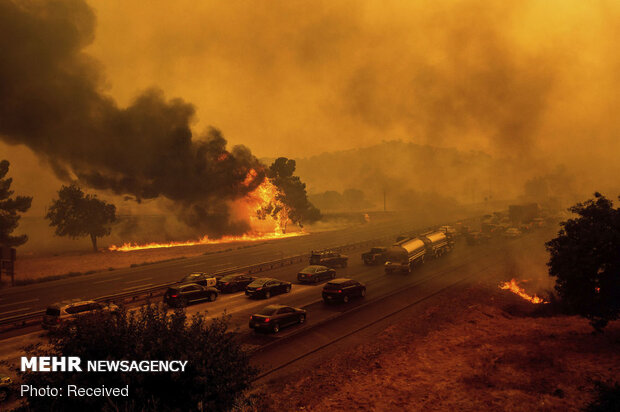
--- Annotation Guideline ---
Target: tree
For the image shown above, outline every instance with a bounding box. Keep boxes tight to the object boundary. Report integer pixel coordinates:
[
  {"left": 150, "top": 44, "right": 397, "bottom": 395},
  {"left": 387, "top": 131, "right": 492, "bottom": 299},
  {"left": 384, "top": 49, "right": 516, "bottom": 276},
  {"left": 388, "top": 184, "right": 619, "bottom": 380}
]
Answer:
[
  {"left": 266, "top": 157, "right": 321, "bottom": 227},
  {"left": 342, "top": 188, "right": 366, "bottom": 211},
  {"left": 0, "top": 160, "right": 32, "bottom": 247},
  {"left": 46, "top": 184, "right": 116, "bottom": 252},
  {"left": 546, "top": 193, "right": 620, "bottom": 331},
  {"left": 18, "top": 305, "right": 257, "bottom": 411}
]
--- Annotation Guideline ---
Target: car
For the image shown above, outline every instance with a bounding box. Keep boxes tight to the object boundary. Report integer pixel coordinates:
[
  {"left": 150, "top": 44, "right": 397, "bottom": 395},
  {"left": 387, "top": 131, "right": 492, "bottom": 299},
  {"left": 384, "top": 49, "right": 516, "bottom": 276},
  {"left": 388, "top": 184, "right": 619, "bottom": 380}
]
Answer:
[
  {"left": 178, "top": 272, "right": 217, "bottom": 287},
  {"left": 503, "top": 227, "right": 522, "bottom": 239},
  {"left": 42, "top": 300, "right": 119, "bottom": 330},
  {"left": 249, "top": 304, "right": 306, "bottom": 333},
  {"left": 245, "top": 278, "right": 292, "bottom": 299},
  {"left": 216, "top": 273, "right": 255, "bottom": 293},
  {"left": 0, "top": 375, "right": 12, "bottom": 403},
  {"left": 309, "top": 250, "right": 348, "bottom": 268},
  {"left": 297, "top": 265, "right": 336, "bottom": 284},
  {"left": 439, "top": 225, "right": 457, "bottom": 237},
  {"left": 163, "top": 283, "right": 219, "bottom": 307},
  {"left": 465, "top": 231, "right": 491, "bottom": 245},
  {"left": 322, "top": 278, "right": 366, "bottom": 303},
  {"left": 361, "top": 247, "right": 387, "bottom": 265}
]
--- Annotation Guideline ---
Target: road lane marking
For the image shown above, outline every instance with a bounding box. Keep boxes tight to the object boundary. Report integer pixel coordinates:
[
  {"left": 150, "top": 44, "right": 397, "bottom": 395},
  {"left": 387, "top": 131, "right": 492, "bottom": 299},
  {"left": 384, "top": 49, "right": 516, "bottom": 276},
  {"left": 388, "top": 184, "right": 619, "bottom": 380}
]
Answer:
[
  {"left": 93, "top": 277, "right": 123, "bottom": 284},
  {"left": 122, "top": 283, "right": 154, "bottom": 291},
  {"left": 0, "top": 307, "right": 32, "bottom": 317},
  {"left": 0, "top": 299, "right": 39, "bottom": 308},
  {"left": 124, "top": 277, "right": 152, "bottom": 284}
]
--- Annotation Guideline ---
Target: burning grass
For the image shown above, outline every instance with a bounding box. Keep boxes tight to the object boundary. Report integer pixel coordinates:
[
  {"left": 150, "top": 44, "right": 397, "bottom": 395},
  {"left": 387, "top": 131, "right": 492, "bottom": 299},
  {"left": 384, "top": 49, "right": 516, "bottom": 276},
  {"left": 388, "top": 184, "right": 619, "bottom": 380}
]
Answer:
[
  {"left": 499, "top": 278, "right": 548, "bottom": 304},
  {"left": 108, "top": 231, "right": 304, "bottom": 252}
]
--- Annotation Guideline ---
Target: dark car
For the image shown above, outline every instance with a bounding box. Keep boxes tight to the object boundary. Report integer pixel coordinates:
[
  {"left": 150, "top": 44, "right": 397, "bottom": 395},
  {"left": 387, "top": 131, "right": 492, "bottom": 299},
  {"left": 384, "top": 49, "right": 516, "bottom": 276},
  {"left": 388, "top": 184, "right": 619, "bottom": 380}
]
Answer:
[
  {"left": 297, "top": 265, "right": 336, "bottom": 284},
  {"left": 178, "top": 272, "right": 217, "bottom": 287},
  {"left": 322, "top": 278, "right": 366, "bottom": 303},
  {"left": 361, "top": 247, "right": 387, "bottom": 265},
  {"left": 465, "top": 231, "right": 491, "bottom": 245},
  {"left": 164, "top": 283, "right": 219, "bottom": 307},
  {"left": 309, "top": 250, "right": 348, "bottom": 268},
  {"left": 249, "top": 304, "right": 306, "bottom": 333},
  {"left": 42, "top": 300, "right": 119, "bottom": 330},
  {"left": 245, "top": 278, "right": 292, "bottom": 299},
  {"left": 217, "top": 273, "right": 255, "bottom": 293}
]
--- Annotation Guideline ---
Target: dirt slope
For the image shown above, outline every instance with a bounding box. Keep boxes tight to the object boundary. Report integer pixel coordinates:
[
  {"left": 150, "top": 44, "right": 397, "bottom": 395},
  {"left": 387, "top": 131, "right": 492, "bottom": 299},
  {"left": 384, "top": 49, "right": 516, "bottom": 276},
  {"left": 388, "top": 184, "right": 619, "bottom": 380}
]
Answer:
[{"left": 255, "top": 283, "right": 619, "bottom": 411}]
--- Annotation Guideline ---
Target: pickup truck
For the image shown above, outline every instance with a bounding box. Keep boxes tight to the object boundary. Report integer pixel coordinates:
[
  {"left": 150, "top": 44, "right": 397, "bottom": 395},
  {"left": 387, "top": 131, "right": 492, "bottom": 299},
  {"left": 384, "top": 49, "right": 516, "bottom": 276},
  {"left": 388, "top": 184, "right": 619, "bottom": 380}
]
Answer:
[
  {"left": 309, "top": 251, "right": 348, "bottom": 268},
  {"left": 361, "top": 247, "right": 387, "bottom": 265}
]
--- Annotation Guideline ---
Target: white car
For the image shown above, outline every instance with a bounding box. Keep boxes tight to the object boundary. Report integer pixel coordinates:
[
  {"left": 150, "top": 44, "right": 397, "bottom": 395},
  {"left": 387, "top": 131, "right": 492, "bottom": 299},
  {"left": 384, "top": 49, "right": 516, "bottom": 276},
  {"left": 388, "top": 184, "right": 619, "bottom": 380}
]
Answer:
[
  {"left": 503, "top": 227, "right": 522, "bottom": 238},
  {"left": 42, "top": 300, "right": 119, "bottom": 330},
  {"left": 439, "top": 225, "right": 457, "bottom": 237}
]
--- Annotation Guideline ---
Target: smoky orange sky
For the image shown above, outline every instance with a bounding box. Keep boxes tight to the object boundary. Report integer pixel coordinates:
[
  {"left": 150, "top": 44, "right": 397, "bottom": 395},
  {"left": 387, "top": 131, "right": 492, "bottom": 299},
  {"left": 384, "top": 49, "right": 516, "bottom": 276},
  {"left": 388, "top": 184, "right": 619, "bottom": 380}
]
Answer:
[{"left": 2, "top": 0, "right": 620, "bottom": 215}]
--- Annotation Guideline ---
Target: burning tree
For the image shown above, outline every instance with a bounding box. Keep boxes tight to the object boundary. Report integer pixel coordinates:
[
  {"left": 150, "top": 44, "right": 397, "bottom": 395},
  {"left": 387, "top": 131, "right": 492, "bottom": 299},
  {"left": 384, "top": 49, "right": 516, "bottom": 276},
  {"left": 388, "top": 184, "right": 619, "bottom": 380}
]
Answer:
[
  {"left": 546, "top": 193, "right": 620, "bottom": 331},
  {"left": 0, "top": 160, "right": 32, "bottom": 247},
  {"left": 262, "top": 157, "right": 321, "bottom": 231},
  {"left": 46, "top": 184, "right": 117, "bottom": 252}
]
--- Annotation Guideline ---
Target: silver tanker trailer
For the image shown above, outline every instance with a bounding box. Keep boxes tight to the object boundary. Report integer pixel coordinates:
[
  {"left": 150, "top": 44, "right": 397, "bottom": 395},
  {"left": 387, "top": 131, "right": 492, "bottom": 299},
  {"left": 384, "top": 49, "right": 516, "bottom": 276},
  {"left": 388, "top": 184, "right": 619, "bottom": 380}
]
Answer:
[
  {"left": 384, "top": 237, "right": 426, "bottom": 274},
  {"left": 384, "top": 230, "right": 453, "bottom": 274}
]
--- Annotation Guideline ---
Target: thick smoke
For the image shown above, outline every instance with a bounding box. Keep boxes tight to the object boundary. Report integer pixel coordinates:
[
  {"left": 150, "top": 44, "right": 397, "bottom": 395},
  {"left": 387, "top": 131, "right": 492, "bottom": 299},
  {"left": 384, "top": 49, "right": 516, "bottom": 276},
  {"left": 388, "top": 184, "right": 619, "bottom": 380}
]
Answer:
[
  {"left": 74, "top": 0, "right": 620, "bottom": 194},
  {"left": 0, "top": 0, "right": 264, "bottom": 236}
]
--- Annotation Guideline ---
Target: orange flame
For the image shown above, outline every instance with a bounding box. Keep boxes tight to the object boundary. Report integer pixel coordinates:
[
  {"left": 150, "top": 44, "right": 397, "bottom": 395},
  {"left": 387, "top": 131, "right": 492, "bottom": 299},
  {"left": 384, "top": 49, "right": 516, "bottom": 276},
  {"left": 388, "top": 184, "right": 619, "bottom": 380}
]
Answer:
[
  {"left": 108, "top": 231, "right": 302, "bottom": 252},
  {"left": 109, "top": 170, "right": 302, "bottom": 252},
  {"left": 499, "top": 279, "right": 548, "bottom": 304}
]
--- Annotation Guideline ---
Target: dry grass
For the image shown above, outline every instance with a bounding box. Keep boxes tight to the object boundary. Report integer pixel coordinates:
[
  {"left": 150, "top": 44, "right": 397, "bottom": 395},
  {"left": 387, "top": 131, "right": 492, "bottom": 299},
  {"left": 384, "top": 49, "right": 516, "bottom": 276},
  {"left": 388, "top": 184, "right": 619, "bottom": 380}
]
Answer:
[
  {"left": 255, "top": 284, "right": 620, "bottom": 411},
  {"left": 11, "top": 241, "right": 262, "bottom": 282}
]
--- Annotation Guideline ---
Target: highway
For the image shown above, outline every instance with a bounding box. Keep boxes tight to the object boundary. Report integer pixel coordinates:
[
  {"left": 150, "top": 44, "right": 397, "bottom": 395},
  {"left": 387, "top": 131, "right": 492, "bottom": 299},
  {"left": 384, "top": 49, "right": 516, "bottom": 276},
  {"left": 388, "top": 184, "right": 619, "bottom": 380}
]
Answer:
[
  {"left": 0, "top": 214, "right": 458, "bottom": 320},
  {"left": 0, "top": 229, "right": 549, "bottom": 362},
  {"left": 248, "top": 230, "right": 550, "bottom": 381},
  {"left": 0, "top": 227, "right": 551, "bottom": 412}
]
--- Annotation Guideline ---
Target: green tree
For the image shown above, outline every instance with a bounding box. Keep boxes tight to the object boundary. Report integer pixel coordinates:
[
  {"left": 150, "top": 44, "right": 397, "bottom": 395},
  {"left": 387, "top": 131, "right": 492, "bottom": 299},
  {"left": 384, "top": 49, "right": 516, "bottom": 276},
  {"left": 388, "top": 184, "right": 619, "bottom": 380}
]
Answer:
[
  {"left": 46, "top": 184, "right": 116, "bottom": 252},
  {"left": 266, "top": 157, "right": 321, "bottom": 228},
  {"left": 19, "top": 305, "right": 257, "bottom": 411},
  {"left": 546, "top": 193, "right": 620, "bottom": 331},
  {"left": 0, "top": 160, "right": 32, "bottom": 247}
]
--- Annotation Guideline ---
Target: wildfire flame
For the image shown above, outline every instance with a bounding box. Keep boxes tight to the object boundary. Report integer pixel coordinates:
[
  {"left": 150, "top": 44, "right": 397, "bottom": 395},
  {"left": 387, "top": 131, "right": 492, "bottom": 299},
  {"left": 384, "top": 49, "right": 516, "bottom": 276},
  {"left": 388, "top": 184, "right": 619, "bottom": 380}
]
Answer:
[
  {"left": 499, "top": 279, "right": 548, "bottom": 304},
  {"left": 109, "top": 170, "right": 303, "bottom": 252}
]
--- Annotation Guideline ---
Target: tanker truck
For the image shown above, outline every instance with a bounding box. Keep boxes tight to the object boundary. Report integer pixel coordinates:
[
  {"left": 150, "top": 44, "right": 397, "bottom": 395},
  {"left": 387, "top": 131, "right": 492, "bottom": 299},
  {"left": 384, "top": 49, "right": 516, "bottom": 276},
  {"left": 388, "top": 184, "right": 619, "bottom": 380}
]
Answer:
[
  {"left": 420, "top": 230, "right": 453, "bottom": 258},
  {"left": 384, "top": 237, "right": 426, "bottom": 274},
  {"left": 384, "top": 230, "right": 453, "bottom": 274}
]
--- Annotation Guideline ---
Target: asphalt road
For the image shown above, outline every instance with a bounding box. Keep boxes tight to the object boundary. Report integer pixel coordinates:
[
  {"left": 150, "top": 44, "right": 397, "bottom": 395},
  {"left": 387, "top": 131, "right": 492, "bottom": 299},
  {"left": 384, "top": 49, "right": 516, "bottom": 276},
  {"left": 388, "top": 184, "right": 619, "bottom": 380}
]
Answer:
[
  {"left": 250, "top": 232, "right": 548, "bottom": 382},
  {"left": 0, "top": 230, "right": 546, "bottom": 411},
  {"left": 0, "top": 214, "right": 458, "bottom": 320}
]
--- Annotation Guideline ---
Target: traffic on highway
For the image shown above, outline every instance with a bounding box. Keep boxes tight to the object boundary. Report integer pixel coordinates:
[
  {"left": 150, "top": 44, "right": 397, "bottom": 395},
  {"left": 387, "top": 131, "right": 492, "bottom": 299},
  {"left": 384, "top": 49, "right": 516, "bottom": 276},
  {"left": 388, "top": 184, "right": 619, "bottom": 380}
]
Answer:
[{"left": 24, "top": 215, "right": 551, "bottom": 340}]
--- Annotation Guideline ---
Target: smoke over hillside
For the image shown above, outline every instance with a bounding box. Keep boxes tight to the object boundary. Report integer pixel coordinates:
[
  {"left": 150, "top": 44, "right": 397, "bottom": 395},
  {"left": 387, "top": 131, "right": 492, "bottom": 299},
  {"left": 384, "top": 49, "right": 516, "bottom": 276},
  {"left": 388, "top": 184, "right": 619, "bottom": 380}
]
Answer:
[
  {"left": 0, "top": 0, "right": 265, "bottom": 236},
  {"left": 3, "top": 0, "right": 620, "bottom": 239}
]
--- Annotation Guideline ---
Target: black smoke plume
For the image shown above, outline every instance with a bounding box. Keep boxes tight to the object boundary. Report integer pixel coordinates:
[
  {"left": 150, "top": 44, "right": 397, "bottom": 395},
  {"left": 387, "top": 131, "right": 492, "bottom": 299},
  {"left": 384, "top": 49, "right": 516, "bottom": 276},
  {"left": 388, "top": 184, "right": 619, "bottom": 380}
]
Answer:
[{"left": 0, "top": 0, "right": 264, "bottom": 236}]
